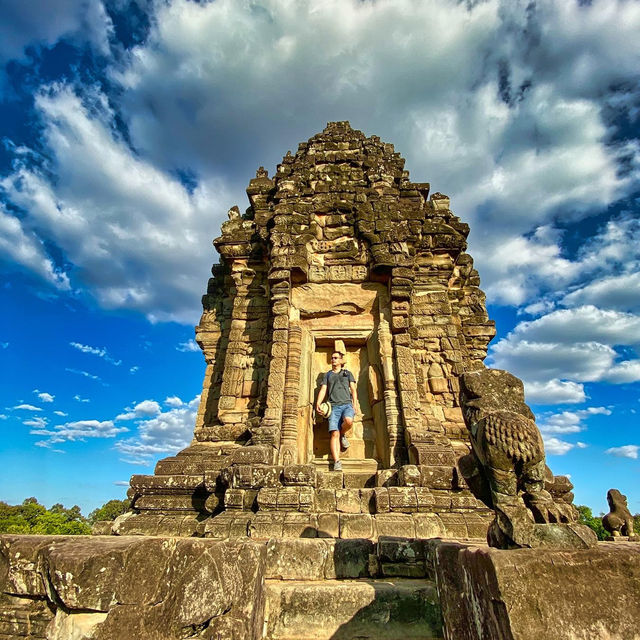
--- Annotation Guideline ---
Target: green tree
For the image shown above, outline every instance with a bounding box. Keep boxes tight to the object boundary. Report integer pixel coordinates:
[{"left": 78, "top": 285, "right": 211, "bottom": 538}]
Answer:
[
  {"left": 88, "top": 498, "right": 130, "bottom": 524},
  {"left": 0, "top": 498, "right": 90, "bottom": 535},
  {"left": 577, "top": 505, "right": 607, "bottom": 540},
  {"left": 0, "top": 502, "right": 30, "bottom": 533}
]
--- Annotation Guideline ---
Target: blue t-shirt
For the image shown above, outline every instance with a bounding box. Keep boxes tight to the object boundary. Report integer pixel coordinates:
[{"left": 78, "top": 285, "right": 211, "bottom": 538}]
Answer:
[{"left": 323, "top": 368, "right": 355, "bottom": 405}]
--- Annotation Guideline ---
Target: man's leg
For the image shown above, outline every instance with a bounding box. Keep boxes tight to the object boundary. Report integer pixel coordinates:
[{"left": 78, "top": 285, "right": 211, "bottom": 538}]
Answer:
[
  {"left": 328, "top": 405, "right": 344, "bottom": 465},
  {"left": 330, "top": 430, "right": 340, "bottom": 462},
  {"left": 339, "top": 405, "right": 355, "bottom": 449}
]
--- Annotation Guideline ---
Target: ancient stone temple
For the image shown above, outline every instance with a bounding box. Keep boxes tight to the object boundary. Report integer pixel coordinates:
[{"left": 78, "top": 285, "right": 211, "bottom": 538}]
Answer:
[
  {"left": 3, "top": 123, "right": 639, "bottom": 640},
  {"left": 118, "top": 121, "right": 573, "bottom": 540}
]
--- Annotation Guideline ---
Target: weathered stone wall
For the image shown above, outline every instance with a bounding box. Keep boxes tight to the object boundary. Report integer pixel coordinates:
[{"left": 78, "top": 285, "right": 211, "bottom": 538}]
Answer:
[
  {"left": 0, "top": 535, "right": 266, "bottom": 640},
  {"left": 3, "top": 534, "right": 639, "bottom": 640},
  {"left": 430, "top": 540, "right": 640, "bottom": 640}
]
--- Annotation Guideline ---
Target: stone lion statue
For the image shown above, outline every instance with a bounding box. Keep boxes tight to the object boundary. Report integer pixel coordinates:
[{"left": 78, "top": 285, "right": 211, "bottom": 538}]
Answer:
[
  {"left": 460, "top": 368, "right": 597, "bottom": 549},
  {"left": 603, "top": 489, "right": 637, "bottom": 539}
]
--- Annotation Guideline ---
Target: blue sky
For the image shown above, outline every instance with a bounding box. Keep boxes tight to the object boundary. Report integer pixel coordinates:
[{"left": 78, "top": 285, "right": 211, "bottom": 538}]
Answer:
[{"left": 0, "top": 0, "right": 638, "bottom": 516}]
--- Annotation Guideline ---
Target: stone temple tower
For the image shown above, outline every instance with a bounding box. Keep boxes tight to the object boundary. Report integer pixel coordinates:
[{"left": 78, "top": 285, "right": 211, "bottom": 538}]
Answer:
[
  {"left": 4, "top": 123, "right": 631, "bottom": 640},
  {"left": 120, "top": 121, "right": 556, "bottom": 539}
]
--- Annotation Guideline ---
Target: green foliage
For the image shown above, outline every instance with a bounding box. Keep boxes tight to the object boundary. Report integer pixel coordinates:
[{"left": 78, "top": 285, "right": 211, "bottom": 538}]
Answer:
[
  {"left": 0, "top": 498, "right": 91, "bottom": 535},
  {"left": 576, "top": 505, "right": 607, "bottom": 541},
  {"left": 88, "top": 498, "right": 130, "bottom": 524},
  {"left": 0, "top": 496, "right": 131, "bottom": 535},
  {"left": 634, "top": 514, "right": 640, "bottom": 536}
]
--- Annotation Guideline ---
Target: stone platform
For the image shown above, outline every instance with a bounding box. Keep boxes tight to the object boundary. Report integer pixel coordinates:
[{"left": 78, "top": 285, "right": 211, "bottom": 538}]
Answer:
[
  {"left": 432, "top": 540, "right": 640, "bottom": 640},
  {"left": 2, "top": 534, "right": 639, "bottom": 640}
]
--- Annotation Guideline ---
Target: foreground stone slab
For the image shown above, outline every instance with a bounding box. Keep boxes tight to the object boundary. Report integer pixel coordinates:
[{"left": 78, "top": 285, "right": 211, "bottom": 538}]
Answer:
[
  {"left": 429, "top": 540, "right": 640, "bottom": 640},
  {"left": 0, "top": 535, "right": 266, "bottom": 640},
  {"left": 264, "top": 578, "right": 442, "bottom": 640}
]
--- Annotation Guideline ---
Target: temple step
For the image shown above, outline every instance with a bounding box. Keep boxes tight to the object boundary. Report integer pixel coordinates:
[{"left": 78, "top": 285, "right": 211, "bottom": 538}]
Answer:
[
  {"left": 263, "top": 578, "right": 443, "bottom": 640},
  {"left": 202, "top": 511, "right": 491, "bottom": 540},
  {"left": 111, "top": 512, "right": 206, "bottom": 536},
  {"left": 129, "top": 473, "right": 209, "bottom": 492},
  {"left": 312, "top": 458, "right": 379, "bottom": 474},
  {"left": 154, "top": 442, "right": 239, "bottom": 475}
]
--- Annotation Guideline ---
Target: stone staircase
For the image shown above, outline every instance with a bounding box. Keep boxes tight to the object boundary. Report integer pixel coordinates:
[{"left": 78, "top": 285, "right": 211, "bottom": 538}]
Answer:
[
  {"left": 261, "top": 538, "right": 444, "bottom": 640},
  {"left": 203, "top": 465, "right": 492, "bottom": 541}
]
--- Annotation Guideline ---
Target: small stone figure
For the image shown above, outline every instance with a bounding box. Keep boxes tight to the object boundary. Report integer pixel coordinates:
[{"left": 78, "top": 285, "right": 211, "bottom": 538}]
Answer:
[
  {"left": 603, "top": 489, "right": 638, "bottom": 540},
  {"left": 460, "top": 368, "right": 597, "bottom": 549}
]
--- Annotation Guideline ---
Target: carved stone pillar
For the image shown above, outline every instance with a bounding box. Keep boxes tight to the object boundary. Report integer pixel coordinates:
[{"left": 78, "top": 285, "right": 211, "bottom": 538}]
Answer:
[
  {"left": 279, "top": 323, "right": 302, "bottom": 464},
  {"left": 260, "top": 271, "right": 290, "bottom": 441},
  {"left": 217, "top": 263, "right": 251, "bottom": 420},
  {"left": 377, "top": 315, "right": 403, "bottom": 466}
]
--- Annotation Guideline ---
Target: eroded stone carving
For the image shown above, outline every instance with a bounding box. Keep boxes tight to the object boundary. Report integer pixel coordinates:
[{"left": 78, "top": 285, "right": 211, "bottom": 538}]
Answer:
[
  {"left": 603, "top": 489, "right": 638, "bottom": 540},
  {"left": 460, "top": 368, "right": 596, "bottom": 549}
]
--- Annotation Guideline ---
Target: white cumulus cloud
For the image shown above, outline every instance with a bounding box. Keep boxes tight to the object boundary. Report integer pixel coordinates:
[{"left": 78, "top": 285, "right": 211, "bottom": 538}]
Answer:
[
  {"left": 605, "top": 445, "right": 639, "bottom": 460},
  {"left": 33, "top": 390, "right": 55, "bottom": 403},
  {"left": 539, "top": 407, "right": 611, "bottom": 435},
  {"left": 490, "top": 306, "right": 640, "bottom": 387},
  {"left": 176, "top": 339, "right": 199, "bottom": 353},
  {"left": 0, "top": 0, "right": 112, "bottom": 66},
  {"left": 31, "top": 419, "right": 128, "bottom": 448},
  {"left": 115, "top": 395, "right": 199, "bottom": 465},
  {"left": 1, "top": 0, "right": 639, "bottom": 324},
  {"left": 524, "top": 379, "right": 586, "bottom": 405},
  {"left": 13, "top": 403, "right": 42, "bottom": 411}
]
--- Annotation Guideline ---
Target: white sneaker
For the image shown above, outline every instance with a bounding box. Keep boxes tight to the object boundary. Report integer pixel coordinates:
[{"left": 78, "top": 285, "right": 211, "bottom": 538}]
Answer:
[
  {"left": 340, "top": 435, "right": 350, "bottom": 449},
  {"left": 333, "top": 460, "right": 343, "bottom": 471}
]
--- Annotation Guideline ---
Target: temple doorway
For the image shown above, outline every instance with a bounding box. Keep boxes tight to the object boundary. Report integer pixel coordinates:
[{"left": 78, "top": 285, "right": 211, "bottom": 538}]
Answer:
[
  {"left": 292, "top": 281, "right": 394, "bottom": 469},
  {"left": 310, "top": 341, "right": 377, "bottom": 462}
]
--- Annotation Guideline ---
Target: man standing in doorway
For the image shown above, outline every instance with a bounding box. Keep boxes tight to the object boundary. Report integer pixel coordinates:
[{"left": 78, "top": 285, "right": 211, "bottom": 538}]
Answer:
[{"left": 316, "top": 351, "right": 359, "bottom": 471}]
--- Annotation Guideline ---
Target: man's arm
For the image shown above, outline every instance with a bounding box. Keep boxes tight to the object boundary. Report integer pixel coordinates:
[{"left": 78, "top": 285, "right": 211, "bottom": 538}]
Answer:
[
  {"left": 349, "top": 381, "right": 359, "bottom": 414},
  {"left": 316, "top": 384, "right": 327, "bottom": 412}
]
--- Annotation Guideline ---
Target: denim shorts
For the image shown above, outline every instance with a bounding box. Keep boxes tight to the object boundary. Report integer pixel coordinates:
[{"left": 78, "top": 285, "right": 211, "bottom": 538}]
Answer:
[{"left": 328, "top": 403, "right": 355, "bottom": 432}]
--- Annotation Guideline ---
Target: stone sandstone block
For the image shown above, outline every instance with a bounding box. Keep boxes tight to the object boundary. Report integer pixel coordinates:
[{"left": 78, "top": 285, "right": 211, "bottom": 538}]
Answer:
[
  {"left": 248, "top": 513, "right": 285, "bottom": 539},
  {"left": 418, "top": 465, "right": 455, "bottom": 489},
  {"left": 336, "top": 489, "right": 362, "bottom": 514},
  {"left": 282, "top": 513, "right": 318, "bottom": 538},
  {"left": 413, "top": 513, "right": 446, "bottom": 539},
  {"left": 373, "top": 487, "right": 390, "bottom": 513},
  {"left": 359, "top": 488, "right": 375, "bottom": 513},
  {"left": 0, "top": 535, "right": 267, "bottom": 640},
  {"left": 252, "top": 465, "right": 282, "bottom": 488},
  {"left": 430, "top": 540, "right": 640, "bottom": 640},
  {"left": 388, "top": 487, "right": 418, "bottom": 513},
  {"left": 398, "top": 465, "right": 421, "bottom": 486},
  {"left": 431, "top": 492, "right": 453, "bottom": 511},
  {"left": 375, "top": 469, "right": 398, "bottom": 487},
  {"left": 277, "top": 487, "right": 301, "bottom": 510},
  {"left": 257, "top": 487, "right": 278, "bottom": 511},
  {"left": 375, "top": 514, "right": 416, "bottom": 539},
  {"left": 266, "top": 539, "right": 330, "bottom": 580},
  {"left": 439, "top": 512, "right": 468, "bottom": 538},
  {"left": 315, "top": 489, "right": 337, "bottom": 513},
  {"left": 283, "top": 464, "right": 316, "bottom": 486},
  {"left": 343, "top": 472, "right": 376, "bottom": 488},
  {"left": 317, "top": 471, "right": 343, "bottom": 490},
  {"left": 317, "top": 513, "right": 339, "bottom": 538},
  {"left": 224, "top": 489, "right": 246, "bottom": 510},
  {"left": 415, "top": 487, "right": 436, "bottom": 512},
  {"left": 340, "top": 514, "right": 375, "bottom": 539}
]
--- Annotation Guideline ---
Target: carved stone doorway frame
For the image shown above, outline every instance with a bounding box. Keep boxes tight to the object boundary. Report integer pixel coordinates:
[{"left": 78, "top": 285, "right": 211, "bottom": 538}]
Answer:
[{"left": 286, "top": 282, "right": 404, "bottom": 468}]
